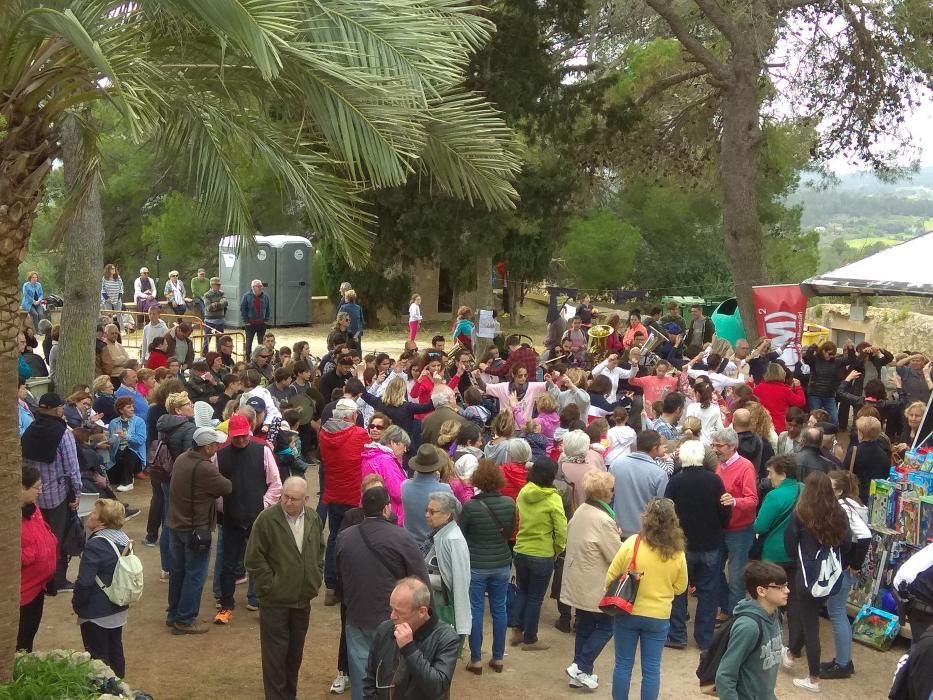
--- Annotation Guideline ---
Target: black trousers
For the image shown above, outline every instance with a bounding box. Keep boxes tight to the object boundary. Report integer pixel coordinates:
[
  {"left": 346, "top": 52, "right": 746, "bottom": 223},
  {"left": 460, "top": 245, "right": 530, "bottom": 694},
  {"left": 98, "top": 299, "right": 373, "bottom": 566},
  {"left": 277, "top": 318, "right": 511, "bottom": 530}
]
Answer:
[
  {"left": 81, "top": 622, "right": 126, "bottom": 678},
  {"left": 788, "top": 575, "right": 824, "bottom": 678},
  {"left": 146, "top": 476, "right": 164, "bottom": 540},
  {"left": 18, "top": 592, "right": 45, "bottom": 652},
  {"left": 245, "top": 323, "right": 268, "bottom": 360},
  {"left": 40, "top": 501, "right": 70, "bottom": 587},
  {"left": 220, "top": 523, "right": 251, "bottom": 609},
  {"left": 259, "top": 605, "right": 311, "bottom": 700}
]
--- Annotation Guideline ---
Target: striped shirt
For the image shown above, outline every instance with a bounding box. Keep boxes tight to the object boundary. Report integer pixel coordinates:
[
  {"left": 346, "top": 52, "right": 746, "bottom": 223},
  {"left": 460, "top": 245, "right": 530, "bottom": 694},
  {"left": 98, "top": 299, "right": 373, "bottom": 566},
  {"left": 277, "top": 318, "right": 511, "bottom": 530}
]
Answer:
[
  {"left": 101, "top": 277, "right": 123, "bottom": 304},
  {"left": 24, "top": 429, "right": 83, "bottom": 510}
]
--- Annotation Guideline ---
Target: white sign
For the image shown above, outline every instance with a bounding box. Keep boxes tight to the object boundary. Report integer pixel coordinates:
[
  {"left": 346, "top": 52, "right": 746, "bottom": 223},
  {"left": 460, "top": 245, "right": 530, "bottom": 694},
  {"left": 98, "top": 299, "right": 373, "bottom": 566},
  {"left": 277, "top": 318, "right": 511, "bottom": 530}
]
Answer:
[
  {"left": 257, "top": 250, "right": 267, "bottom": 261},
  {"left": 222, "top": 253, "right": 236, "bottom": 269},
  {"left": 477, "top": 309, "right": 498, "bottom": 338},
  {"left": 294, "top": 249, "right": 304, "bottom": 260}
]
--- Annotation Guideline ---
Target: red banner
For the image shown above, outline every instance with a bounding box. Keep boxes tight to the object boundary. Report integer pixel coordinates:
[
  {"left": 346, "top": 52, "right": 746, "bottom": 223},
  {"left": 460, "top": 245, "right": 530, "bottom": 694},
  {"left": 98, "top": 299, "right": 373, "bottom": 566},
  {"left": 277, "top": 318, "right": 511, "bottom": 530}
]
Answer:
[{"left": 752, "top": 284, "right": 807, "bottom": 362}]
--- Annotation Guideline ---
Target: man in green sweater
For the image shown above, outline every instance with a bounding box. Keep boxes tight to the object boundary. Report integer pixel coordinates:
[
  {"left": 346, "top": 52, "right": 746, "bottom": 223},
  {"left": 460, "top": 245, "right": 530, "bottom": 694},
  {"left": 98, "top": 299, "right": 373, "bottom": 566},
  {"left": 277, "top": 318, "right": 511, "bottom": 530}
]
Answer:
[
  {"left": 190, "top": 268, "right": 210, "bottom": 319},
  {"left": 246, "top": 476, "right": 324, "bottom": 700},
  {"left": 715, "top": 561, "right": 787, "bottom": 700}
]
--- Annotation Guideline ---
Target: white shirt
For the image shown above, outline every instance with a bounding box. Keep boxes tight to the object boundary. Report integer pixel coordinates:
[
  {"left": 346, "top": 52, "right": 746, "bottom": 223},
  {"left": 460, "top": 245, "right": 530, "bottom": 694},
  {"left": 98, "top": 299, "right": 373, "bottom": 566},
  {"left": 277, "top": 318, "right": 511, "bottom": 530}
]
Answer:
[
  {"left": 284, "top": 508, "right": 305, "bottom": 554},
  {"left": 687, "top": 368, "right": 748, "bottom": 393},
  {"left": 141, "top": 320, "right": 168, "bottom": 361},
  {"left": 605, "top": 425, "right": 637, "bottom": 462},
  {"left": 683, "top": 402, "right": 724, "bottom": 445},
  {"left": 894, "top": 541, "right": 933, "bottom": 589},
  {"left": 592, "top": 358, "right": 637, "bottom": 403},
  {"left": 409, "top": 303, "right": 422, "bottom": 322}
]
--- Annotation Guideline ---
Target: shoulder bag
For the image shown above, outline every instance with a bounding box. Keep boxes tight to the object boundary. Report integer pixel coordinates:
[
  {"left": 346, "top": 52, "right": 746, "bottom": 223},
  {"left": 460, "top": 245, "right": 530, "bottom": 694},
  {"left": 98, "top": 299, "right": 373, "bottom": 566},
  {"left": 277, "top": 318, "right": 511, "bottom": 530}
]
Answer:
[
  {"left": 476, "top": 498, "right": 510, "bottom": 541},
  {"left": 749, "top": 483, "right": 802, "bottom": 561},
  {"left": 358, "top": 522, "right": 403, "bottom": 580},
  {"left": 599, "top": 535, "right": 642, "bottom": 616}
]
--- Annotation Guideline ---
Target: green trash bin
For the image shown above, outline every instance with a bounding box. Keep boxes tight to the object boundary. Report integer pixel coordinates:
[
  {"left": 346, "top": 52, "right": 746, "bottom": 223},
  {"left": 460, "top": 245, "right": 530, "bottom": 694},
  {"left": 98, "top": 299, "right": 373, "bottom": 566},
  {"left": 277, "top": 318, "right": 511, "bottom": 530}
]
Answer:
[{"left": 710, "top": 297, "right": 746, "bottom": 347}]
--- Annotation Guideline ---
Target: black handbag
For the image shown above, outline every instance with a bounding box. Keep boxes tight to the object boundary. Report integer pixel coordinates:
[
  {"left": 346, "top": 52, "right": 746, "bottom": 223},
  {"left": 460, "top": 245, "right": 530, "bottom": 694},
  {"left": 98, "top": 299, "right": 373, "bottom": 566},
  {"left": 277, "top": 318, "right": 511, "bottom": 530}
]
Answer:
[
  {"left": 599, "top": 535, "right": 642, "bottom": 616},
  {"left": 60, "top": 508, "right": 86, "bottom": 557}
]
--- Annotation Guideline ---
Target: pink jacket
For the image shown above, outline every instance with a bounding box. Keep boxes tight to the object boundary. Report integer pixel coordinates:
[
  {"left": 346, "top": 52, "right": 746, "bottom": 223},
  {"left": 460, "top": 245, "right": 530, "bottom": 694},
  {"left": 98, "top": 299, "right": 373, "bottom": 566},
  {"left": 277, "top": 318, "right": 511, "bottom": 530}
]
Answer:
[
  {"left": 361, "top": 443, "right": 407, "bottom": 526},
  {"left": 537, "top": 412, "right": 560, "bottom": 450},
  {"left": 628, "top": 375, "right": 678, "bottom": 418},
  {"left": 486, "top": 381, "right": 548, "bottom": 425}
]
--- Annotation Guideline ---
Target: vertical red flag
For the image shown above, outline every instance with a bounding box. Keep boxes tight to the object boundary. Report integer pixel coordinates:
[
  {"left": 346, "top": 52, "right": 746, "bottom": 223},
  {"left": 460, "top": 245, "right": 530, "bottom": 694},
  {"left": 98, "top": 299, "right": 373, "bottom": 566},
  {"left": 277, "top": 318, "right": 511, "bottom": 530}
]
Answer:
[{"left": 752, "top": 284, "right": 808, "bottom": 364}]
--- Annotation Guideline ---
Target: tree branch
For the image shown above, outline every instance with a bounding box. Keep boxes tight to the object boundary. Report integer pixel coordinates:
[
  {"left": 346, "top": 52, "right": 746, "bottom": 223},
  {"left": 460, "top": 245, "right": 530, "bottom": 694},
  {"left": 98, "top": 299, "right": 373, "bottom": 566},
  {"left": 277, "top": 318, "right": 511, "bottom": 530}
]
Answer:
[
  {"left": 636, "top": 67, "right": 711, "bottom": 105},
  {"left": 643, "top": 0, "right": 731, "bottom": 81},
  {"left": 690, "top": 0, "right": 743, "bottom": 44}
]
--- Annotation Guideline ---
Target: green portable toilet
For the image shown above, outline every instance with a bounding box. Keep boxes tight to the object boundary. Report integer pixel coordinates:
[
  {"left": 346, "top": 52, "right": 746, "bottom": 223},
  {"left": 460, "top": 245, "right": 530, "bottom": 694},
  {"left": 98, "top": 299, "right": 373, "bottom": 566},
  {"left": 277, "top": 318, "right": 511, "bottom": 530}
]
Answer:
[{"left": 711, "top": 297, "right": 746, "bottom": 347}]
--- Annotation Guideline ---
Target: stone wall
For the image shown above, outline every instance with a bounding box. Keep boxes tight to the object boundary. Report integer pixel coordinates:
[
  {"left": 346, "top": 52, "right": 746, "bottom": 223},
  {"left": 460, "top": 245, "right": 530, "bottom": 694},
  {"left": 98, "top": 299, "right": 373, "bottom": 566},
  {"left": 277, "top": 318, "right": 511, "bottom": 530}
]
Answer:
[{"left": 806, "top": 303, "right": 933, "bottom": 354}]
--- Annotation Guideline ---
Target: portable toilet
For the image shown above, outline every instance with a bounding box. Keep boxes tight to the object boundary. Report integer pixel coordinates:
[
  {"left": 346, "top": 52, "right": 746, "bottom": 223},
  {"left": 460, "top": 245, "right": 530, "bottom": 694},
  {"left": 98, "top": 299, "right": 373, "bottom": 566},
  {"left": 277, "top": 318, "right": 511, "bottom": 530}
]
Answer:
[
  {"left": 217, "top": 234, "right": 312, "bottom": 328},
  {"left": 266, "top": 235, "right": 312, "bottom": 326},
  {"left": 710, "top": 297, "right": 747, "bottom": 347}
]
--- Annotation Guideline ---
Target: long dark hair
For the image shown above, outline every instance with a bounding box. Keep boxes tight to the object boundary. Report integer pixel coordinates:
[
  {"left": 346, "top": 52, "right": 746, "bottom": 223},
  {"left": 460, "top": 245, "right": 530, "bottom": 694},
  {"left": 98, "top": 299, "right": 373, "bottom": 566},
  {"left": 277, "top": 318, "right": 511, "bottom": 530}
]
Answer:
[{"left": 796, "top": 472, "right": 849, "bottom": 546}]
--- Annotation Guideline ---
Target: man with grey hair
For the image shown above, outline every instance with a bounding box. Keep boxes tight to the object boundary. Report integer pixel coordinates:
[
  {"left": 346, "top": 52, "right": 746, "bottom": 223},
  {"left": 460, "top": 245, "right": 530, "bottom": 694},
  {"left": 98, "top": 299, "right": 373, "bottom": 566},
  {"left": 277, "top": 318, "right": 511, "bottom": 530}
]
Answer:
[
  {"left": 319, "top": 397, "right": 370, "bottom": 606},
  {"left": 712, "top": 427, "right": 759, "bottom": 621},
  {"left": 246, "top": 476, "right": 324, "bottom": 700},
  {"left": 364, "top": 576, "right": 460, "bottom": 700},
  {"left": 240, "top": 278, "right": 270, "bottom": 359},
  {"left": 420, "top": 385, "right": 467, "bottom": 447},
  {"left": 794, "top": 426, "right": 835, "bottom": 482}
]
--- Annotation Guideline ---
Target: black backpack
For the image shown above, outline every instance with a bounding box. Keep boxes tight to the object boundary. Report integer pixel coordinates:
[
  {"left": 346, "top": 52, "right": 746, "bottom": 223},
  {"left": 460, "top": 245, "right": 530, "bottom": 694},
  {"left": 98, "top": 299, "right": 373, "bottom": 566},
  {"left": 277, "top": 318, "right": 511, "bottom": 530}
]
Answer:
[{"left": 696, "top": 612, "right": 765, "bottom": 696}]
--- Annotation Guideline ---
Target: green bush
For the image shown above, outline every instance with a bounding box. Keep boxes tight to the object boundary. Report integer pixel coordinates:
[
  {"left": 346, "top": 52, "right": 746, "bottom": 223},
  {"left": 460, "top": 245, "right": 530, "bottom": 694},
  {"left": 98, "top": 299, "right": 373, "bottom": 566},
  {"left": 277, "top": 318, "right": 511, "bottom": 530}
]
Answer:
[{"left": 0, "top": 654, "right": 98, "bottom": 700}]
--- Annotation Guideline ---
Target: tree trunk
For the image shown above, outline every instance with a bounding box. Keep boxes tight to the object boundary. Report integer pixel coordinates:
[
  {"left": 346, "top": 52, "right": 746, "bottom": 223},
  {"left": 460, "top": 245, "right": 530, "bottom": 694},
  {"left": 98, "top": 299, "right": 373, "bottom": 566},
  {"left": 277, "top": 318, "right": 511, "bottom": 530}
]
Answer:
[
  {"left": 719, "top": 60, "right": 767, "bottom": 337},
  {"left": 0, "top": 109, "right": 55, "bottom": 680},
  {"left": 58, "top": 115, "right": 104, "bottom": 393}
]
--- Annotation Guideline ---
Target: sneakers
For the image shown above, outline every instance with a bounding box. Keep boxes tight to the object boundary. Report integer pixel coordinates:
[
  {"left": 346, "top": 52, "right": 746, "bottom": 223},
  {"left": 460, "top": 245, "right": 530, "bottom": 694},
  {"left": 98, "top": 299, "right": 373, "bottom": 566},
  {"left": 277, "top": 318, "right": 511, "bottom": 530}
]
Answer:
[
  {"left": 160, "top": 570, "right": 170, "bottom": 583},
  {"left": 781, "top": 646, "right": 795, "bottom": 669},
  {"left": 793, "top": 677, "right": 821, "bottom": 693},
  {"left": 566, "top": 663, "right": 580, "bottom": 679},
  {"left": 116, "top": 483, "right": 134, "bottom": 492},
  {"left": 329, "top": 673, "right": 349, "bottom": 694},
  {"left": 142, "top": 536, "right": 158, "bottom": 547},
  {"left": 567, "top": 664, "right": 599, "bottom": 689},
  {"left": 57, "top": 580, "right": 75, "bottom": 592},
  {"left": 819, "top": 660, "right": 854, "bottom": 679},
  {"left": 172, "top": 621, "right": 209, "bottom": 635},
  {"left": 213, "top": 609, "right": 233, "bottom": 625},
  {"left": 324, "top": 588, "right": 339, "bottom": 606},
  {"left": 124, "top": 506, "right": 141, "bottom": 521},
  {"left": 246, "top": 602, "right": 259, "bottom": 611}
]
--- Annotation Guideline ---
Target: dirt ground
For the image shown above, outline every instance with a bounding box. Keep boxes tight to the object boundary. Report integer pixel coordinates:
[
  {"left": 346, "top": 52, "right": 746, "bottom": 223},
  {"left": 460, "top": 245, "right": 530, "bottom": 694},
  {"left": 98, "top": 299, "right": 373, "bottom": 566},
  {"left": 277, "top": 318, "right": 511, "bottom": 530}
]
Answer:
[{"left": 35, "top": 310, "right": 904, "bottom": 699}]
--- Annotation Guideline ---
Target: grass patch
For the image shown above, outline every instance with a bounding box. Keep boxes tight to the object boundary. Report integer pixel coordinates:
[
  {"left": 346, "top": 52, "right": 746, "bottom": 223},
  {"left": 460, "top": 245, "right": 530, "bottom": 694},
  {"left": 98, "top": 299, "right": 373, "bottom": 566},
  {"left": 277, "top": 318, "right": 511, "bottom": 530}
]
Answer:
[
  {"left": 845, "top": 236, "right": 901, "bottom": 248},
  {"left": 0, "top": 654, "right": 99, "bottom": 700}
]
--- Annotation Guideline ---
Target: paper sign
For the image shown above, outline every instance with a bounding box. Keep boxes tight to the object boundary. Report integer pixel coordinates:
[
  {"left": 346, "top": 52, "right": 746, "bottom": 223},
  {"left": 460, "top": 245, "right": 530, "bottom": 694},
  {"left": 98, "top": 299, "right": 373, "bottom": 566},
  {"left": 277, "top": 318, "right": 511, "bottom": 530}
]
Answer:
[{"left": 477, "top": 309, "right": 497, "bottom": 338}]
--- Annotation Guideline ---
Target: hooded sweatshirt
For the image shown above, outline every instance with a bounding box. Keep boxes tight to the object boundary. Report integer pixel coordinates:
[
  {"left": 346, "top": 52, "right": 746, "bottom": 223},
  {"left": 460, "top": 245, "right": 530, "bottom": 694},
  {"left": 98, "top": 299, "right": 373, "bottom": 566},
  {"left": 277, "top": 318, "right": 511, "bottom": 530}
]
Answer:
[
  {"left": 319, "top": 419, "right": 369, "bottom": 506},
  {"left": 514, "top": 481, "right": 568, "bottom": 558},
  {"left": 361, "top": 443, "right": 407, "bottom": 526},
  {"left": 714, "top": 598, "right": 783, "bottom": 700}
]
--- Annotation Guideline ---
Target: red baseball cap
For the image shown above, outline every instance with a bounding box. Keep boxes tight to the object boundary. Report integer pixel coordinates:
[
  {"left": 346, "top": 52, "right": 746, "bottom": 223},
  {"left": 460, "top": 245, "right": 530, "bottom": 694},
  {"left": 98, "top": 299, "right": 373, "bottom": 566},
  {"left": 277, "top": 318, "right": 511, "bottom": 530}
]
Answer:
[{"left": 227, "top": 414, "right": 251, "bottom": 437}]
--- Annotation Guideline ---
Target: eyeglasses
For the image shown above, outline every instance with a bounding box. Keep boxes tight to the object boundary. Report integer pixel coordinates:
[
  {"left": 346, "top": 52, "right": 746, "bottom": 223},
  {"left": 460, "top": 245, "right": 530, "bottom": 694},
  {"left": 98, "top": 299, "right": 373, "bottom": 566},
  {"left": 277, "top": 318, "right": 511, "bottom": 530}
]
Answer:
[
  {"left": 766, "top": 584, "right": 790, "bottom": 591},
  {"left": 425, "top": 508, "right": 443, "bottom": 515},
  {"left": 710, "top": 442, "right": 728, "bottom": 448}
]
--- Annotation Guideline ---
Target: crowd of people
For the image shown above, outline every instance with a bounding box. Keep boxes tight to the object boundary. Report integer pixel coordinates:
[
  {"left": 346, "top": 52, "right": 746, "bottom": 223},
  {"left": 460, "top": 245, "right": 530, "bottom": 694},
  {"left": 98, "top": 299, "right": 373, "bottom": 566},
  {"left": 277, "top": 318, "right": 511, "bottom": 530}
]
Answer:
[{"left": 15, "top": 272, "right": 933, "bottom": 700}]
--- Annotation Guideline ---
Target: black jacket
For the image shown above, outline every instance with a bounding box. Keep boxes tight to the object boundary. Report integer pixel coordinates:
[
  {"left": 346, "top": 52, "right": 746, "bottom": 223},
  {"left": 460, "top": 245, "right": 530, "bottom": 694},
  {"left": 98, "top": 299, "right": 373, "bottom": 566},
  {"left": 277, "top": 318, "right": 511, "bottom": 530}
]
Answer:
[
  {"left": 335, "top": 517, "right": 429, "bottom": 630},
  {"left": 363, "top": 615, "right": 460, "bottom": 700},
  {"left": 737, "top": 431, "right": 763, "bottom": 475},
  {"left": 459, "top": 492, "right": 516, "bottom": 569},
  {"left": 803, "top": 346, "right": 851, "bottom": 398},
  {"left": 218, "top": 441, "right": 268, "bottom": 527},
  {"left": 845, "top": 439, "right": 892, "bottom": 501},
  {"left": 665, "top": 467, "right": 732, "bottom": 552},
  {"left": 156, "top": 414, "right": 197, "bottom": 459}
]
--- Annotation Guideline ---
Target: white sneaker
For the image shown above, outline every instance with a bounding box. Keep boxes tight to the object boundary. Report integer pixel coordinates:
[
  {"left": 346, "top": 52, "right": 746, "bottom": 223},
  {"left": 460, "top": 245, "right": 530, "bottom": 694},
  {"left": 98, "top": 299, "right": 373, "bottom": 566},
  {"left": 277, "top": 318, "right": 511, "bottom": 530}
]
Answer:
[
  {"left": 330, "top": 674, "right": 349, "bottom": 694},
  {"left": 781, "top": 646, "right": 795, "bottom": 669},
  {"left": 565, "top": 663, "right": 580, "bottom": 680},
  {"left": 116, "top": 483, "right": 134, "bottom": 492},
  {"left": 793, "top": 677, "right": 821, "bottom": 693},
  {"left": 575, "top": 672, "right": 599, "bottom": 690},
  {"left": 160, "top": 570, "right": 170, "bottom": 582}
]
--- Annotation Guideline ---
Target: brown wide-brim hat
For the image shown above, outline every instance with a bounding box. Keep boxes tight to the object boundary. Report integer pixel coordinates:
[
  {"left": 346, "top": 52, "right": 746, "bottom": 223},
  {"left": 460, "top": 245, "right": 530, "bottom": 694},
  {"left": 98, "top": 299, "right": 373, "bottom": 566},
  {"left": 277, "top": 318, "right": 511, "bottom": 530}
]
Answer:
[{"left": 409, "top": 444, "right": 444, "bottom": 473}]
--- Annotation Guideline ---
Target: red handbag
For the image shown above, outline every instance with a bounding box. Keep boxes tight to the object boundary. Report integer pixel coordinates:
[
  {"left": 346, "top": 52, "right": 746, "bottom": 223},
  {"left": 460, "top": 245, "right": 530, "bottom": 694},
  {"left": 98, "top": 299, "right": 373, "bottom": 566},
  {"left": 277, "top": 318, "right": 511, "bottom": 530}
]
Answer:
[{"left": 599, "top": 535, "right": 642, "bottom": 616}]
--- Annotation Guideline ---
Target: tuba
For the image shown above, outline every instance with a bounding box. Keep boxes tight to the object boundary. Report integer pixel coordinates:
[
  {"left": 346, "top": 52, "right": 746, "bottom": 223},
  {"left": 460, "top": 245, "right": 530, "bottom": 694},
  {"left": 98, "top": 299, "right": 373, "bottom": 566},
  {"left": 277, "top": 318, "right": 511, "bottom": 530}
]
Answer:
[{"left": 587, "top": 325, "right": 612, "bottom": 362}]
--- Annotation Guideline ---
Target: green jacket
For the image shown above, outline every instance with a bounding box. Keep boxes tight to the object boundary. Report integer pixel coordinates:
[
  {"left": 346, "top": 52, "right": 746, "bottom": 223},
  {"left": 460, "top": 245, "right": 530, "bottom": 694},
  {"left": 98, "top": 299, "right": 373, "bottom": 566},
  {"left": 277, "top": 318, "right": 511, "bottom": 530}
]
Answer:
[
  {"left": 715, "top": 598, "right": 783, "bottom": 700},
  {"left": 753, "top": 479, "right": 802, "bottom": 563},
  {"left": 514, "top": 482, "right": 567, "bottom": 558},
  {"left": 460, "top": 492, "right": 516, "bottom": 569},
  {"left": 245, "top": 504, "right": 324, "bottom": 608}
]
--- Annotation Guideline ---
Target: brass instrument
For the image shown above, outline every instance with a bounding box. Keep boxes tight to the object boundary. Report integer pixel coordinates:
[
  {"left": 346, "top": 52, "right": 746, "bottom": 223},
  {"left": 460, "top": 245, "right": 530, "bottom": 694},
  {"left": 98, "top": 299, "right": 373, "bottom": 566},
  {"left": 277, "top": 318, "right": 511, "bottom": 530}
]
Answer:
[
  {"left": 587, "top": 324, "right": 612, "bottom": 362},
  {"left": 446, "top": 341, "right": 475, "bottom": 375}
]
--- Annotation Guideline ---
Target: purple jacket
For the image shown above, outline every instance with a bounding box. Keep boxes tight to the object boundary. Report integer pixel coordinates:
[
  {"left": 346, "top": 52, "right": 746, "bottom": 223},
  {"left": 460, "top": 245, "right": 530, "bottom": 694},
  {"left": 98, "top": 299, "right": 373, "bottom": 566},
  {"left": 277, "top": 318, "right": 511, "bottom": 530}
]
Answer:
[{"left": 361, "top": 444, "right": 407, "bottom": 527}]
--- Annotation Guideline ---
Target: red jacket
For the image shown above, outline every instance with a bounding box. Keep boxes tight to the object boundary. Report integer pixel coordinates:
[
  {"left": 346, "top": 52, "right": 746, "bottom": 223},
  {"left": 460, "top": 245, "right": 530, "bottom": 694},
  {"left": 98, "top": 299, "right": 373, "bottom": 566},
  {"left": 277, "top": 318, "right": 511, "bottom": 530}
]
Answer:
[
  {"left": 753, "top": 380, "right": 806, "bottom": 433},
  {"left": 21, "top": 506, "right": 58, "bottom": 605},
  {"left": 500, "top": 462, "right": 528, "bottom": 502},
  {"left": 319, "top": 422, "right": 370, "bottom": 506}
]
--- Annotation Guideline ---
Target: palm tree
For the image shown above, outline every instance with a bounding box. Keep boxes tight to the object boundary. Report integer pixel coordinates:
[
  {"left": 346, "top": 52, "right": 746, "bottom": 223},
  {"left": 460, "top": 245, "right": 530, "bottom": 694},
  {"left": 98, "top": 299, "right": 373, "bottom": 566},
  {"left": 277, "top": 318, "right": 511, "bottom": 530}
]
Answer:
[{"left": 0, "top": 0, "right": 519, "bottom": 676}]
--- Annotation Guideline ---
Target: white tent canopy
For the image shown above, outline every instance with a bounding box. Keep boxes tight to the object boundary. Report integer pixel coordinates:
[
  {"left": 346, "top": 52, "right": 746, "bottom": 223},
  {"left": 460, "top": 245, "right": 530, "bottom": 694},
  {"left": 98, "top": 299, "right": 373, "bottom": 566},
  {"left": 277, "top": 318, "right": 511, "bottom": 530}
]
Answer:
[{"left": 801, "top": 231, "right": 933, "bottom": 297}]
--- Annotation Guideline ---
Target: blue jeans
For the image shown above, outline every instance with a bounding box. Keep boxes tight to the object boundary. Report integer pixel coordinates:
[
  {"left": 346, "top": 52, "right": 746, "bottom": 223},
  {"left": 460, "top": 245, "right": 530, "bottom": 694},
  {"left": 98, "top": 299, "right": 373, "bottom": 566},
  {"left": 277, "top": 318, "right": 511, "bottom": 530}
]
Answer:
[
  {"left": 159, "top": 483, "right": 172, "bottom": 573},
  {"left": 807, "top": 395, "right": 838, "bottom": 425},
  {"left": 574, "top": 609, "right": 614, "bottom": 675},
  {"left": 613, "top": 614, "right": 669, "bottom": 700},
  {"left": 468, "top": 565, "right": 510, "bottom": 662},
  {"left": 719, "top": 526, "right": 754, "bottom": 615},
  {"left": 167, "top": 530, "right": 213, "bottom": 626},
  {"left": 345, "top": 623, "right": 377, "bottom": 700},
  {"left": 826, "top": 570, "right": 855, "bottom": 665},
  {"left": 670, "top": 549, "right": 721, "bottom": 650},
  {"left": 509, "top": 552, "right": 554, "bottom": 644},
  {"left": 324, "top": 503, "right": 353, "bottom": 589}
]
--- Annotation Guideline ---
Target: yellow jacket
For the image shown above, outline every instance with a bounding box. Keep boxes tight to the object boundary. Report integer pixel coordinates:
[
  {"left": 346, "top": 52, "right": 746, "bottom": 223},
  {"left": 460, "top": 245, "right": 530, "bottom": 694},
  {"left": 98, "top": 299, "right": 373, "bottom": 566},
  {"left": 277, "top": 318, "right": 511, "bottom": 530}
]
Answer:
[{"left": 605, "top": 534, "right": 687, "bottom": 619}]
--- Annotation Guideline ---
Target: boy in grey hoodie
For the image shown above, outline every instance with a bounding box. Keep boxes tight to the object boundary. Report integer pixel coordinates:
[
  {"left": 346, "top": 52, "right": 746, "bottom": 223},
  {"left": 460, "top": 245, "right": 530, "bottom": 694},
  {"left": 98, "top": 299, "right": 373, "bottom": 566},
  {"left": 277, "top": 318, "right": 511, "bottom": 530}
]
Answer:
[{"left": 716, "top": 561, "right": 787, "bottom": 700}]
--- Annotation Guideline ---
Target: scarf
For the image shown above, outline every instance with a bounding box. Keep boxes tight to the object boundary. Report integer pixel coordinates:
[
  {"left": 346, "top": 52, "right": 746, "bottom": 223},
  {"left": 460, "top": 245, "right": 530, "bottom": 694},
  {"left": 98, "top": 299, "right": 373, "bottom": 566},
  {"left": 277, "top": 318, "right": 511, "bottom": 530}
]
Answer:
[
  {"left": 21, "top": 412, "right": 68, "bottom": 463},
  {"left": 167, "top": 279, "right": 184, "bottom": 306},
  {"left": 588, "top": 498, "right": 616, "bottom": 521}
]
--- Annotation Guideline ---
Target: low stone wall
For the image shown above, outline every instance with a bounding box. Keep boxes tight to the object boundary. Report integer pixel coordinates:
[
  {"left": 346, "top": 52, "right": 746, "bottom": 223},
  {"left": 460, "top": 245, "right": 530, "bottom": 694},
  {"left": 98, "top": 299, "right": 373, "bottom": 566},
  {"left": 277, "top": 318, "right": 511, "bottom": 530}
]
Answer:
[{"left": 806, "top": 303, "right": 933, "bottom": 355}]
